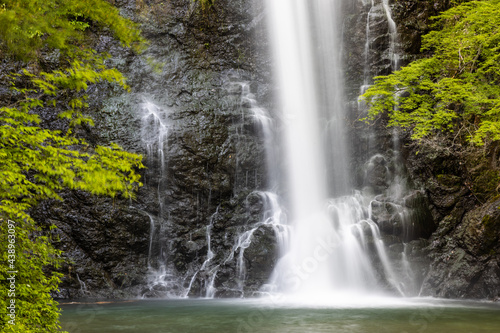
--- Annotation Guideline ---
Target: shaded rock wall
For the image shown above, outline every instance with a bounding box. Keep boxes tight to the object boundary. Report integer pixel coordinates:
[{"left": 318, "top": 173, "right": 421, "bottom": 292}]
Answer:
[
  {"left": 343, "top": 0, "right": 437, "bottom": 296},
  {"left": 34, "top": 0, "right": 278, "bottom": 298},
  {"left": 403, "top": 138, "right": 500, "bottom": 299}
]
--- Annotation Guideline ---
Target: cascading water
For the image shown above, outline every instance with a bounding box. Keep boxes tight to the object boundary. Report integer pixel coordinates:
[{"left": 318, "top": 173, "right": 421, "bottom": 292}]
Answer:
[
  {"left": 361, "top": 0, "right": 376, "bottom": 94},
  {"left": 266, "top": 0, "right": 414, "bottom": 299},
  {"left": 183, "top": 206, "right": 219, "bottom": 298},
  {"left": 180, "top": 78, "right": 289, "bottom": 298},
  {"left": 207, "top": 80, "right": 288, "bottom": 297},
  {"left": 141, "top": 100, "right": 169, "bottom": 180},
  {"left": 241, "top": 82, "right": 280, "bottom": 189},
  {"left": 139, "top": 99, "right": 186, "bottom": 297},
  {"left": 136, "top": 0, "right": 417, "bottom": 299},
  {"left": 141, "top": 100, "right": 169, "bottom": 277},
  {"left": 361, "top": 0, "right": 401, "bottom": 93},
  {"left": 382, "top": 0, "right": 400, "bottom": 71}
]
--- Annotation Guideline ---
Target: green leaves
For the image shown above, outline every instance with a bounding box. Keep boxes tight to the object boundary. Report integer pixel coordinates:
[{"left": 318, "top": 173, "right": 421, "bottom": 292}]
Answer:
[
  {"left": 1, "top": 214, "right": 66, "bottom": 332},
  {"left": 361, "top": 0, "right": 500, "bottom": 145},
  {"left": 0, "top": 0, "right": 145, "bottom": 61},
  {"left": 0, "top": 102, "right": 145, "bottom": 218},
  {"left": 0, "top": 1, "right": 146, "bottom": 332}
]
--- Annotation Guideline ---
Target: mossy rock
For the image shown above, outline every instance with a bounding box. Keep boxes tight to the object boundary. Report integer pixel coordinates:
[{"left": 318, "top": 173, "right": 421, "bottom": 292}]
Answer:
[
  {"left": 436, "top": 174, "right": 462, "bottom": 189},
  {"left": 481, "top": 213, "right": 500, "bottom": 254},
  {"left": 472, "top": 170, "right": 500, "bottom": 202}
]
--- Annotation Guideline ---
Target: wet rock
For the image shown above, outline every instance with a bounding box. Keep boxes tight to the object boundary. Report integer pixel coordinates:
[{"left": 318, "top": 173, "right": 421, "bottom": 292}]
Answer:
[
  {"left": 400, "top": 132, "right": 500, "bottom": 298},
  {"left": 25, "top": 0, "right": 276, "bottom": 299},
  {"left": 420, "top": 198, "right": 500, "bottom": 299},
  {"left": 392, "top": 0, "right": 453, "bottom": 62},
  {"left": 243, "top": 225, "right": 279, "bottom": 291},
  {"left": 365, "top": 155, "right": 389, "bottom": 192},
  {"left": 32, "top": 191, "right": 151, "bottom": 299}
]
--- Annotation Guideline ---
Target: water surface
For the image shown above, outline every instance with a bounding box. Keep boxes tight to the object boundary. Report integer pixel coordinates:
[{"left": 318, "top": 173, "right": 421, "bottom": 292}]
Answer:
[{"left": 60, "top": 298, "right": 500, "bottom": 333}]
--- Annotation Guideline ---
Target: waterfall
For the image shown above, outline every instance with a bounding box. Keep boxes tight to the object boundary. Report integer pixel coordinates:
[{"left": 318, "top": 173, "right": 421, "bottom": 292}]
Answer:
[
  {"left": 183, "top": 206, "right": 219, "bottom": 298},
  {"left": 134, "top": 0, "right": 418, "bottom": 299},
  {"left": 139, "top": 99, "right": 186, "bottom": 298},
  {"left": 382, "top": 0, "right": 400, "bottom": 71},
  {"left": 266, "top": 0, "right": 412, "bottom": 299},
  {"left": 141, "top": 100, "right": 169, "bottom": 180},
  {"left": 361, "top": 0, "right": 375, "bottom": 94},
  {"left": 240, "top": 82, "right": 280, "bottom": 189},
  {"left": 267, "top": 0, "right": 353, "bottom": 296},
  {"left": 361, "top": 0, "right": 400, "bottom": 93}
]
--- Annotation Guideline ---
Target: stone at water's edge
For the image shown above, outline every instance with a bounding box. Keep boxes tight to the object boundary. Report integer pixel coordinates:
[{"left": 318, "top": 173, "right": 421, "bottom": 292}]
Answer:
[
  {"left": 419, "top": 199, "right": 500, "bottom": 299},
  {"left": 32, "top": 192, "right": 151, "bottom": 299},
  {"left": 404, "top": 138, "right": 500, "bottom": 299}
]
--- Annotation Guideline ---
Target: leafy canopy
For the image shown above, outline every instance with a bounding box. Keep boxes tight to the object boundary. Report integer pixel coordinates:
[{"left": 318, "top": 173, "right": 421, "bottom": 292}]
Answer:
[
  {"left": 0, "top": 0, "right": 145, "bottom": 332},
  {"left": 361, "top": 0, "right": 500, "bottom": 145},
  {"left": 0, "top": 0, "right": 143, "bottom": 60}
]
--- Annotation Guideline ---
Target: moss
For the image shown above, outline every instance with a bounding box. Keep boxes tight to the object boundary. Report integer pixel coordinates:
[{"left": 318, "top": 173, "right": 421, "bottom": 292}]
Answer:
[
  {"left": 482, "top": 214, "right": 492, "bottom": 226},
  {"left": 472, "top": 170, "right": 500, "bottom": 201},
  {"left": 436, "top": 174, "right": 462, "bottom": 188},
  {"left": 481, "top": 213, "right": 500, "bottom": 254},
  {"left": 482, "top": 214, "right": 497, "bottom": 241}
]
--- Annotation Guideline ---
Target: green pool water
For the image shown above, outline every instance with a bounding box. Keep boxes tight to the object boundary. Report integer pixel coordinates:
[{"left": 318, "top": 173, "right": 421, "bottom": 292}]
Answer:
[{"left": 59, "top": 297, "right": 500, "bottom": 333}]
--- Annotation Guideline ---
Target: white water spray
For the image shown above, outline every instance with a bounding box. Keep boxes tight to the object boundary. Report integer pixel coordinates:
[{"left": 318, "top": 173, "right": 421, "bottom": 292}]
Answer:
[
  {"left": 139, "top": 99, "right": 187, "bottom": 298},
  {"left": 382, "top": 0, "right": 400, "bottom": 71},
  {"left": 266, "top": 0, "right": 411, "bottom": 299}
]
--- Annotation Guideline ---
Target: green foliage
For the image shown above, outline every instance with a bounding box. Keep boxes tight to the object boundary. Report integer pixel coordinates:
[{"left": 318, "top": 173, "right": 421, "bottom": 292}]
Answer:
[
  {"left": 361, "top": 0, "right": 500, "bottom": 145},
  {"left": 0, "top": 101, "right": 144, "bottom": 211},
  {"left": 193, "top": 0, "right": 214, "bottom": 11},
  {"left": 0, "top": 0, "right": 144, "bottom": 60},
  {"left": 0, "top": 0, "right": 145, "bottom": 332},
  {"left": 1, "top": 217, "right": 65, "bottom": 333}
]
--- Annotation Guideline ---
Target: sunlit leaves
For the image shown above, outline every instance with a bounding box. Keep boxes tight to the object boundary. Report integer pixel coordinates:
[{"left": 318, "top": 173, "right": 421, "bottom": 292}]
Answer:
[
  {"left": 0, "top": 102, "right": 145, "bottom": 219},
  {"left": 361, "top": 0, "right": 500, "bottom": 145},
  {"left": 0, "top": 215, "right": 66, "bottom": 332},
  {"left": 0, "top": 0, "right": 146, "bottom": 331},
  {"left": 0, "top": 0, "right": 145, "bottom": 61}
]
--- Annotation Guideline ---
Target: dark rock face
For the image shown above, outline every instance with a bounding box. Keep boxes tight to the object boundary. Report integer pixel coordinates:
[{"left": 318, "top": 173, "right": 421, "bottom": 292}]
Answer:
[
  {"left": 342, "top": 0, "right": 436, "bottom": 295},
  {"left": 343, "top": 0, "right": 500, "bottom": 300},
  {"left": 385, "top": 0, "right": 500, "bottom": 299},
  {"left": 33, "top": 193, "right": 151, "bottom": 299},
  {"left": 421, "top": 200, "right": 500, "bottom": 298},
  {"left": 123, "top": 0, "right": 277, "bottom": 298},
  {"left": 400, "top": 138, "right": 500, "bottom": 299},
  {"left": 31, "top": 0, "right": 278, "bottom": 299},
  {"left": 392, "top": 0, "right": 452, "bottom": 60}
]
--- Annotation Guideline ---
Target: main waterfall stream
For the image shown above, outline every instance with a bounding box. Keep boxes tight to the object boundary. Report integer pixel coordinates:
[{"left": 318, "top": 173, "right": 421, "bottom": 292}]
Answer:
[
  {"left": 59, "top": 0, "right": 500, "bottom": 331},
  {"left": 265, "top": 0, "right": 406, "bottom": 299}
]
